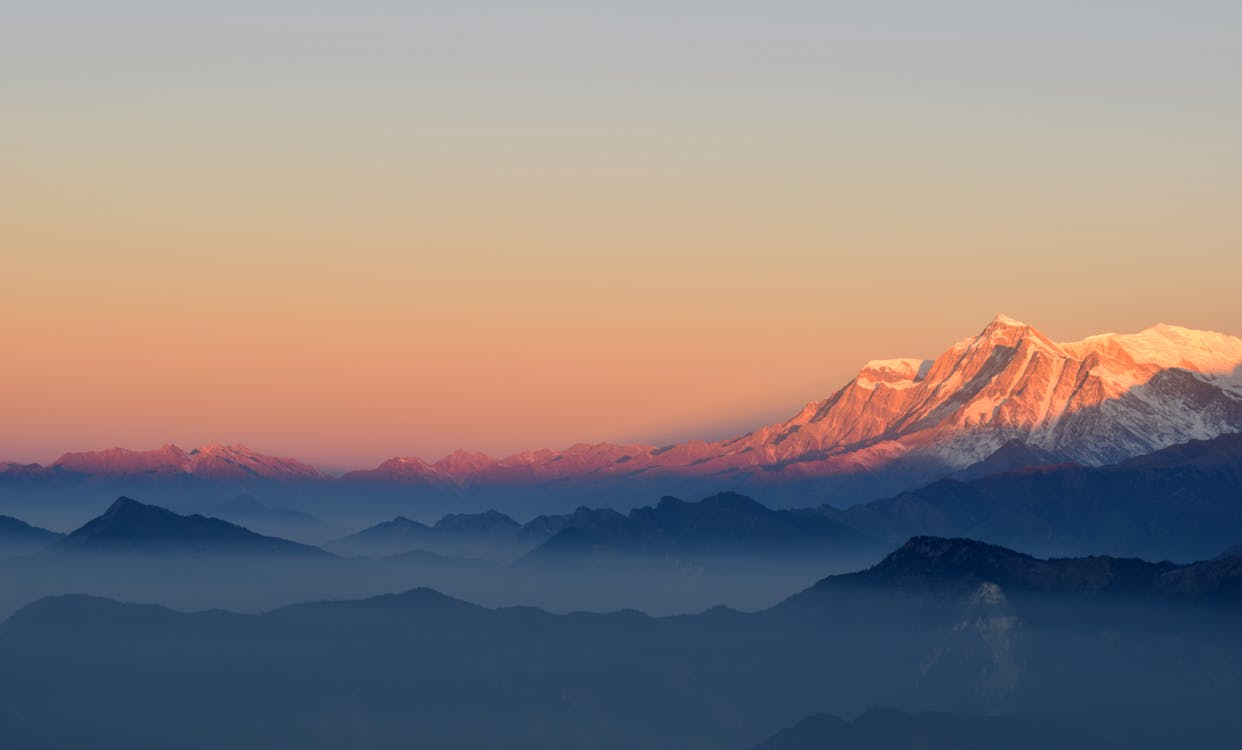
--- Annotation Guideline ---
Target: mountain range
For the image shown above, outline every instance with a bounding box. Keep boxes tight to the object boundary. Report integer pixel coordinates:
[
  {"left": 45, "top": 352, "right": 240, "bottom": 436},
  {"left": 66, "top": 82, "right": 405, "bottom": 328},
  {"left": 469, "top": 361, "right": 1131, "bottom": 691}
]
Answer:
[
  {"left": 330, "top": 431, "right": 1242, "bottom": 567},
  {"left": 522, "top": 491, "right": 874, "bottom": 566},
  {"left": 2, "top": 536, "right": 1239, "bottom": 749},
  {"left": 10, "top": 426, "right": 1241, "bottom": 571},
  {"left": 5, "top": 424, "right": 1236, "bottom": 619},
  {"left": 49, "top": 443, "right": 326, "bottom": 480},
  {"left": 838, "top": 431, "right": 1242, "bottom": 560},
  {"left": 339, "top": 316, "right": 1242, "bottom": 498},
  {"left": 5, "top": 316, "right": 1240, "bottom": 514},
  {"left": 326, "top": 510, "right": 544, "bottom": 561}
]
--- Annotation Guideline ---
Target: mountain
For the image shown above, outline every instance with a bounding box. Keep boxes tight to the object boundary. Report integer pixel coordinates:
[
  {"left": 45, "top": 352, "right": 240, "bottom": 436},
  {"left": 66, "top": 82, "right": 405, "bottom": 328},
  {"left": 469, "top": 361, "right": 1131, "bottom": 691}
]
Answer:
[
  {"left": 5, "top": 317, "right": 1241, "bottom": 515},
  {"left": 339, "top": 315, "right": 1242, "bottom": 504},
  {"left": 0, "top": 516, "right": 62, "bottom": 558},
  {"left": 785, "top": 536, "right": 1222, "bottom": 601},
  {"left": 522, "top": 491, "right": 875, "bottom": 566},
  {"left": 841, "top": 432, "right": 1242, "bottom": 561},
  {"left": 946, "top": 438, "right": 1064, "bottom": 481},
  {"left": 50, "top": 497, "right": 330, "bottom": 557},
  {"left": 328, "top": 509, "right": 547, "bottom": 561},
  {"left": 434, "top": 508, "right": 525, "bottom": 537},
  {"left": 196, "top": 494, "right": 335, "bottom": 542},
  {"left": 51, "top": 444, "right": 325, "bottom": 481},
  {"left": 3, "top": 539, "right": 1241, "bottom": 749},
  {"left": 329, "top": 515, "right": 432, "bottom": 556}
]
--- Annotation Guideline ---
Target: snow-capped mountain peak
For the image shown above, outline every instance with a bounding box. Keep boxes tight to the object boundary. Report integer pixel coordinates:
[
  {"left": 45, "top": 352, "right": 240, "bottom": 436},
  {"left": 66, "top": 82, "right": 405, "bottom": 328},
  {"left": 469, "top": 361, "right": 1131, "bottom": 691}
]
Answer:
[
  {"left": 347, "top": 317, "right": 1242, "bottom": 490},
  {"left": 22, "top": 317, "right": 1242, "bottom": 501},
  {"left": 51, "top": 444, "right": 324, "bottom": 481}
]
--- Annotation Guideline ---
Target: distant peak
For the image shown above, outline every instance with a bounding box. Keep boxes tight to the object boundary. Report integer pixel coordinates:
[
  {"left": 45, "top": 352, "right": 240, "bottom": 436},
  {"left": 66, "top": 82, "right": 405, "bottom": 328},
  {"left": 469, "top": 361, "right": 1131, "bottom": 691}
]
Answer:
[
  {"left": 976, "top": 313, "right": 1035, "bottom": 339},
  {"left": 105, "top": 496, "right": 146, "bottom": 513},
  {"left": 444, "top": 448, "right": 490, "bottom": 460},
  {"left": 989, "top": 313, "right": 1026, "bottom": 328},
  {"left": 965, "top": 313, "right": 1065, "bottom": 357},
  {"left": 892, "top": 535, "right": 1014, "bottom": 558},
  {"left": 697, "top": 491, "right": 766, "bottom": 511},
  {"left": 868, "top": 536, "right": 1032, "bottom": 579},
  {"left": 197, "top": 443, "right": 256, "bottom": 456}
]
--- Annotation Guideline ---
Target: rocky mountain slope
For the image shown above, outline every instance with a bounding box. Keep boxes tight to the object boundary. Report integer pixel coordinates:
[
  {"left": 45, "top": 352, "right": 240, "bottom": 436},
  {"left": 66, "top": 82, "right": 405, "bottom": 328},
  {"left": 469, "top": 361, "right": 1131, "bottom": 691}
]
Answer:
[
  {"left": 6, "top": 316, "right": 1240, "bottom": 512},
  {"left": 344, "top": 315, "right": 1242, "bottom": 490}
]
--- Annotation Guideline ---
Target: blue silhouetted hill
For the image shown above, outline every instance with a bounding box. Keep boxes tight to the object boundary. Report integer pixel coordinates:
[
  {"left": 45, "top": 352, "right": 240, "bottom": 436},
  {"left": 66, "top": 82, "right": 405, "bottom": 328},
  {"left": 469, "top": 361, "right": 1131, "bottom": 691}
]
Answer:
[
  {"left": 4, "top": 537, "right": 1242, "bottom": 749},
  {"left": 841, "top": 432, "right": 1242, "bottom": 561},
  {"left": 50, "top": 497, "right": 330, "bottom": 557},
  {"left": 328, "top": 509, "right": 543, "bottom": 561},
  {"left": 0, "top": 515, "right": 62, "bottom": 558},
  {"left": 522, "top": 491, "right": 875, "bottom": 565}
]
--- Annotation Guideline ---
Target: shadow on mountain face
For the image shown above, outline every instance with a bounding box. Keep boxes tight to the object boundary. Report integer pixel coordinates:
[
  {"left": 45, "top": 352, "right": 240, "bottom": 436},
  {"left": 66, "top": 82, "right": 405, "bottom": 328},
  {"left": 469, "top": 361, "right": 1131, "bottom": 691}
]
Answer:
[
  {"left": 841, "top": 432, "right": 1242, "bottom": 561},
  {"left": 2, "top": 537, "right": 1241, "bottom": 749}
]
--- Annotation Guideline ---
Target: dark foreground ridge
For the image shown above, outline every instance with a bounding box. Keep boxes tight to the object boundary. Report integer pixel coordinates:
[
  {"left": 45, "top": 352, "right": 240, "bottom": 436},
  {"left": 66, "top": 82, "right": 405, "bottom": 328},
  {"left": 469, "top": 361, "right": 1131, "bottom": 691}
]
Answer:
[
  {"left": 751, "top": 706, "right": 1133, "bottom": 750},
  {"left": 2, "top": 537, "right": 1241, "bottom": 749}
]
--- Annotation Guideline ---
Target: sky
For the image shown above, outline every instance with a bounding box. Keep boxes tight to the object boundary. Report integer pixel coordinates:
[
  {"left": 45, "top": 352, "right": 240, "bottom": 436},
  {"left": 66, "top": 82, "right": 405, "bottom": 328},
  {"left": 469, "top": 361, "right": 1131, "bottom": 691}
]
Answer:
[{"left": 3, "top": 1, "right": 1240, "bottom": 469}]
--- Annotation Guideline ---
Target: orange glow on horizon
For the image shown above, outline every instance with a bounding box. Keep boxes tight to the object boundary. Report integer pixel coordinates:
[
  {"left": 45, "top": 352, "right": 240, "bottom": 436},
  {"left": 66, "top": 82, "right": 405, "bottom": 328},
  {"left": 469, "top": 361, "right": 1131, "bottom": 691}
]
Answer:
[{"left": 3, "top": 2, "right": 1240, "bottom": 468}]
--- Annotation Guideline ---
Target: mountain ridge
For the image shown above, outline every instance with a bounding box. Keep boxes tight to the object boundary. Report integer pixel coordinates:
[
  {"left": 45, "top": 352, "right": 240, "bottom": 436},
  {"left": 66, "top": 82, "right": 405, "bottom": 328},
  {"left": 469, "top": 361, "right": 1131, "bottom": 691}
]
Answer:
[
  {"left": 49, "top": 444, "right": 325, "bottom": 481},
  {"left": 4, "top": 536, "right": 1242, "bottom": 749},
  {"left": 5, "top": 317, "right": 1241, "bottom": 509},
  {"left": 841, "top": 432, "right": 1242, "bottom": 561},
  {"left": 50, "top": 497, "right": 330, "bottom": 557}
]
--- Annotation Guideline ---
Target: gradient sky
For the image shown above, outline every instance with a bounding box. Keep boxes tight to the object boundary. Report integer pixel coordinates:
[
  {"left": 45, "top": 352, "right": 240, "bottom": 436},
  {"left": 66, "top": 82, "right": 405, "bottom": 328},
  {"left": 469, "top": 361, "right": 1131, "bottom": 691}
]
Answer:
[{"left": 3, "top": 1, "right": 1240, "bottom": 469}]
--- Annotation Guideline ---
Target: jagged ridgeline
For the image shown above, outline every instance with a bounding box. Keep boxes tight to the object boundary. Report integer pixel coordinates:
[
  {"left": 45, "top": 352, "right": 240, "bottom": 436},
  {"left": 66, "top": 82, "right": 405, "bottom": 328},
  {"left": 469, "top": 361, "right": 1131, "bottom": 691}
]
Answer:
[
  {"left": 4, "top": 317, "right": 1242, "bottom": 521},
  {"left": 1, "top": 537, "right": 1240, "bottom": 749}
]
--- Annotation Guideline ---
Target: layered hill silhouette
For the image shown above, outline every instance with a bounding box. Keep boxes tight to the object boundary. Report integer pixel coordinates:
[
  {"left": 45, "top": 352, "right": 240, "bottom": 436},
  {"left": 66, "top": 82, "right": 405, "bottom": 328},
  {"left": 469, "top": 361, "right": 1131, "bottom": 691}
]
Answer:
[
  {"left": 5, "top": 316, "right": 1241, "bottom": 514},
  {"left": 194, "top": 494, "right": 335, "bottom": 542},
  {"left": 50, "top": 497, "right": 329, "bottom": 557},
  {"left": 523, "top": 491, "right": 874, "bottom": 565},
  {"left": 215, "top": 431, "right": 1242, "bottom": 568},
  {"left": 0, "top": 516, "right": 61, "bottom": 559},
  {"left": 356, "top": 432, "right": 1242, "bottom": 567},
  {"left": 840, "top": 432, "right": 1242, "bottom": 560},
  {"left": 327, "top": 491, "right": 876, "bottom": 567},
  {"left": 784, "top": 536, "right": 1242, "bottom": 604},
  {"left": 2, "top": 537, "right": 1240, "bottom": 749},
  {"left": 328, "top": 509, "right": 545, "bottom": 561}
]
